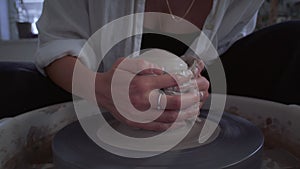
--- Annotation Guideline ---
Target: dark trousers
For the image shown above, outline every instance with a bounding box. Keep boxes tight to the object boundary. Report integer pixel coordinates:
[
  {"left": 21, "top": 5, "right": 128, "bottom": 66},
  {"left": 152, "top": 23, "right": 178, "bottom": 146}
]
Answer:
[
  {"left": 218, "top": 21, "right": 300, "bottom": 105},
  {"left": 0, "top": 62, "right": 72, "bottom": 118},
  {"left": 0, "top": 21, "right": 299, "bottom": 118}
]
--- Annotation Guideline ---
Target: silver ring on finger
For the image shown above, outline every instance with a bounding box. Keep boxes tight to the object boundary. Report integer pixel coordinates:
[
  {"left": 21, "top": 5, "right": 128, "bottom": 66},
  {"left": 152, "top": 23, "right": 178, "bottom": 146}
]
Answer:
[
  {"left": 199, "top": 91, "right": 204, "bottom": 101},
  {"left": 157, "top": 90, "right": 164, "bottom": 110}
]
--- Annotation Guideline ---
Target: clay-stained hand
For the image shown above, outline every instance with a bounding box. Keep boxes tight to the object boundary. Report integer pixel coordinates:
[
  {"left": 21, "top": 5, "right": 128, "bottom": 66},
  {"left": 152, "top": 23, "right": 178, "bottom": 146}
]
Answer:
[
  {"left": 95, "top": 57, "right": 200, "bottom": 131},
  {"left": 181, "top": 55, "right": 210, "bottom": 108}
]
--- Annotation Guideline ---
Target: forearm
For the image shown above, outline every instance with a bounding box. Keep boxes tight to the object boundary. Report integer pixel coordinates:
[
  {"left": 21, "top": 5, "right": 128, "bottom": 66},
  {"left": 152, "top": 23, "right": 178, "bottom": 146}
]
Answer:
[
  {"left": 45, "top": 56, "right": 99, "bottom": 101},
  {"left": 45, "top": 56, "right": 76, "bottom": 93}
]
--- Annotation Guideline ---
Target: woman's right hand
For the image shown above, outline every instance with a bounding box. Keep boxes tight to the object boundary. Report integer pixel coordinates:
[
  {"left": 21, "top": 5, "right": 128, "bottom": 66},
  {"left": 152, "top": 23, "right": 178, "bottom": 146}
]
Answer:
[{"left": 95, "top": 57, "right": 200, "bottom": 131}]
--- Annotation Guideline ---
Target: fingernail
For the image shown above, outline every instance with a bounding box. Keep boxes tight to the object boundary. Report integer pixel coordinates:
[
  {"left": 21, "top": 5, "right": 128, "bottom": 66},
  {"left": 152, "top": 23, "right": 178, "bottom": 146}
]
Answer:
[{"left": 199, "top": 91, "right": 205, "bottom": 100}]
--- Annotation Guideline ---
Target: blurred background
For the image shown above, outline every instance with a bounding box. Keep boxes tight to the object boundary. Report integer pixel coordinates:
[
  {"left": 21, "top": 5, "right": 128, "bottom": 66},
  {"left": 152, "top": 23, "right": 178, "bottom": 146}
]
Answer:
[
  {"left": 257, "top": 0, "right": 300, "bottom": 29},
  {"left": 0, "top": 0, "right": 300, "bottom": 40},
  {"left": 0, "top": 0, "right": 300, "bottom": 61},
  {"left": 0, "top": 0, "right": 43, "bottom": 40}
]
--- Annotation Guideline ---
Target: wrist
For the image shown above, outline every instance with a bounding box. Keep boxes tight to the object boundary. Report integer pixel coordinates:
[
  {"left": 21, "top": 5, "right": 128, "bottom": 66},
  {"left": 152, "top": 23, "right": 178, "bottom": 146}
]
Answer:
[{"left": 94, "top": 71, "right": 112, "bottom": 108}]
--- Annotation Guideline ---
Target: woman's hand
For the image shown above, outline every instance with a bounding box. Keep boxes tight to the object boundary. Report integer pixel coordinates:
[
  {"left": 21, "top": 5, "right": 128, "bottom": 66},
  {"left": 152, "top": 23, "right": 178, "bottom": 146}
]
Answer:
[
  {"left": 95, "top": 57, "right": 201, "bottom": 131},
  {"left": 195, "top": 74, "right": 210, "bottom": 107},
  {"left": 181, "top": 55, "right": 210, "bottom": 108},
  {"left": 45, "top": 56, "right": 203, "bottom": 132}
]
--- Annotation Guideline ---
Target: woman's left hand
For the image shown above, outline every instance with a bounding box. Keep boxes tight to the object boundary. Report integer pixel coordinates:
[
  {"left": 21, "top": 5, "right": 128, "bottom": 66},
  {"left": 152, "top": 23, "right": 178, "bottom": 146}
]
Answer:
[
  {"left": 181, "top": 55, "right": 210, "bottom": 108},
  {"left": 195, "top": 74, "right": 210, "bottom": 108}
]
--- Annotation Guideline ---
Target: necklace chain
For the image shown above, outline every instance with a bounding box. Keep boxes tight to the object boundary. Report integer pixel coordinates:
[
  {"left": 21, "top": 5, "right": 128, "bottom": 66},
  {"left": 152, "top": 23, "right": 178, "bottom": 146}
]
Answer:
[{"left": 166, "top": 0, "right": 196, "bottom": 22}]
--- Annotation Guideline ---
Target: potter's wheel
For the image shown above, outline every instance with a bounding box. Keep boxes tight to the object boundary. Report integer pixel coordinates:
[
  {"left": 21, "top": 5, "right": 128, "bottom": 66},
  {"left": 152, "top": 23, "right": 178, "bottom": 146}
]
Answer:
[{"left": 52, "top": 110, "right": 264, "bottom": 169}]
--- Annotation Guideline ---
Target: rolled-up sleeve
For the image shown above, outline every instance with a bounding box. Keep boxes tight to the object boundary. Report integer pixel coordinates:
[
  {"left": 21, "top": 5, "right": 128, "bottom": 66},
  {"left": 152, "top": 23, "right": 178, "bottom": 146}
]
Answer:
[{"left": 35, "top": 0, "right": 91, "bottom": 75}]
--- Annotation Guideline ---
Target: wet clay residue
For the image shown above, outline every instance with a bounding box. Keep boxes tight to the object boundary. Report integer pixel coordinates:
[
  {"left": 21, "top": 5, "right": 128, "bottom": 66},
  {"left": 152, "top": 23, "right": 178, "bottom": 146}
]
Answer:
[
  {"left": 3, "top": 126, "right": 54, "bottom": 169},
  {"left": 263, "top": 120, "right": 300, "bottom": 159},
  {"left": 226, "top": 106, "right": 300, "bottom": 159}
]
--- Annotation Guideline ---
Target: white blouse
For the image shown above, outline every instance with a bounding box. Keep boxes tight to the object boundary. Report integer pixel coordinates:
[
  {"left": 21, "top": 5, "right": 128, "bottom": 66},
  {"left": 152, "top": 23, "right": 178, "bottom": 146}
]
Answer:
[{"left": 35, "top": 0, "right": 264, "bottom": 75}]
